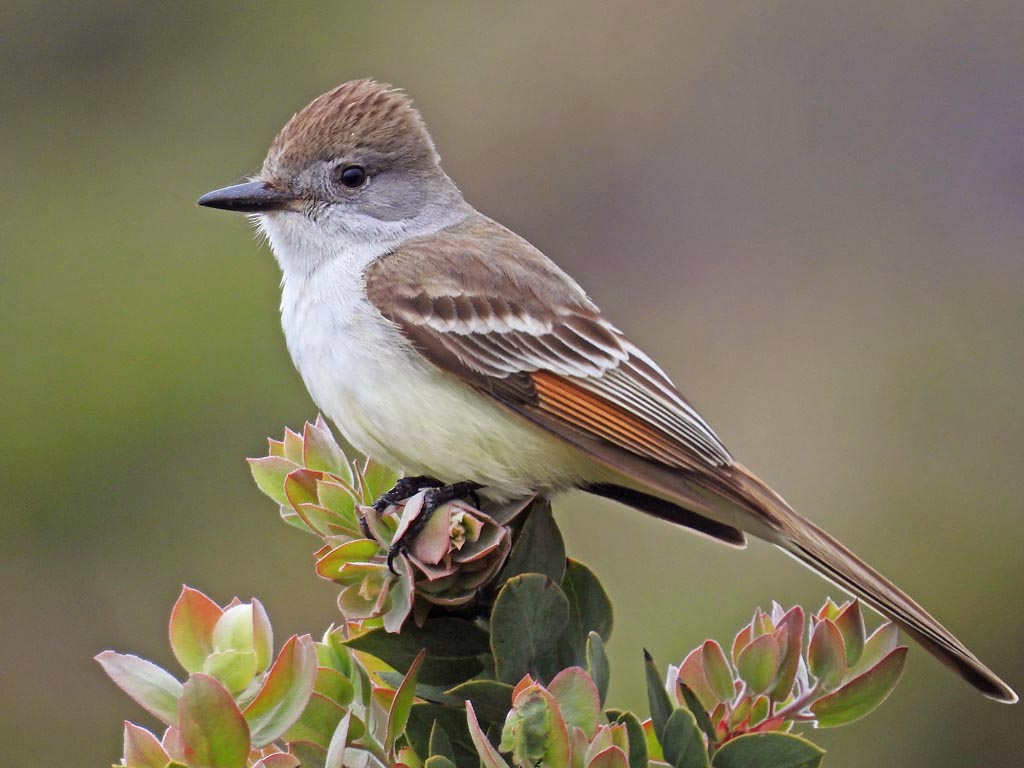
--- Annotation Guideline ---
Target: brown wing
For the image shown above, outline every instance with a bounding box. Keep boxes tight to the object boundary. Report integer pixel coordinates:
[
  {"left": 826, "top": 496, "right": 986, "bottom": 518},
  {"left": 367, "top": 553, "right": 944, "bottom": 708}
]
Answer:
[{"left": 365, "top": 215, "right": 734, "bottom": 473}]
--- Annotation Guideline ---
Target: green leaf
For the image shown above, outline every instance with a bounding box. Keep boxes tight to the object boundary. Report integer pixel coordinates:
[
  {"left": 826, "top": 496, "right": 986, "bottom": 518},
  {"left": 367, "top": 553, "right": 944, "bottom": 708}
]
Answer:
[
  {"left": 446, "top": 679, "right": 514, "bottom": 726},
  {"left": 810, "top": 646, "right": 907, "bottom": 727},
  {"left": 387, "top": 649, "right": 427, "bottom": 751},
  {"left": 613, "top": 711, "right": 648, "bottom": 768},
  {"left": 178, "top": 674, "right": 250, "bottom": 768},
  {"left": 850, "top": 622, "right": 899, "bottom": 676},
  {"left": 96, "top": 651, "right": 183, "bottom": 726},
  {"left": 303, "top": 415, "right": 351, "bottom": 480},
  {"left": 661, "top": 707, "right": 709, "bottom": 768},
  {"left": 496, "top": 498, "right": 565, "bottom": 584},
  {"left": 491, "top": 574, "right": 570, "bottom": 684},
  {"left": 562, "top": 559, "right": 614, "bottom": 642},
  {"left": 428, "top": 720, "right": 455, "bottom": 761},
  {"left": 833, "top": 601, "right": 866, "bottom": 668},
  {"left": 588, "top": 746, "right": 631, "bottom": 768},
  {"left": 248, "top": 456, "right": 300, "bottom": 506},
  {"left": 701, "top": 641, "right": 735, "bottom": 704},
  {"left": 283, "top": 693, "right": 348, "bottom": 748},
  {"left": 407, "top": 703, "right": 479, "bottom": 767},
  {"left": 203, "top": 649, "right": 258, "bottom": 694},
  {"left": 710, "top": 732, "right": 824, "bottom": 768},
  {"left": 314, "top": 667, "right": 354, "bottom": 706},
  {"left": 344, "top": 618, "right": 490, "bottom": 687},
  {"left": 287, "top": 740, "right": 327, "bottom": 768},
  {"left": 548, "top": 666, "right": 602, "bottom": 738},
  {"left": 169, "top": 586, "right": 223, "bottom": 674},
  {"left": 676, "top": 683, "right": 715, "bottom": 744},
  {"left": 323, "top": 710, "right": 351, "bottom": 768},
  {"left": 735, "top": 634, "right": 780, "bottom": 696},
  {"left": 359, "top": 458, "right": 400, "bottom": 504},
  {"left": 122, "top": 722, "right": 170, "bottom": 768},
  {"left": 466, "top": 701, "right": 511, "bottom": 768},
  {"left": 243, "top": 634, "right": 319, "bottom": 747},
  {"left": 586, "top": 632, "right": 611, "bottom": 705},
  {"left": 643, "top": 650, "right": 673, "bottom": 743},
  {"left": 808, "top": 619, "right": 846, "bottom": 691}
]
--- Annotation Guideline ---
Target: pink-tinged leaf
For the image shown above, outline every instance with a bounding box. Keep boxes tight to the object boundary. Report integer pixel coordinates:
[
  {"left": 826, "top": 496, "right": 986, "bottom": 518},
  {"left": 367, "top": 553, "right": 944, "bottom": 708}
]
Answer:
[
  {"left": 748, "top": 695, "right": 770, "bottom": 728},
  {"left": 586, "top": 745, "right": 630, "bottom": 768},
  {"left": 387, "top": 648, "right": 426, "bottom": 751},
  {"left": 729, "top": 695, "right": 752, "bottom": 728},
  {"left": 677, "top": 647, "right": 717, "bottom": 712},
  {"left": 162, "top": 727, "right": 185, "bottom": 762},
  {"left": 243, "top": 634, "right": 319, "bottom": 747},
  {"left": 751, "top": 606, "right": 774, "bottom": 637},
  {"left": 548, "top": 666, "right": 602, "bottom": 738},
  {"left": 737, "top": 634, "right": 780, "bottom": 696},
  {"left": 324, "top": 710, "right": 352, "bottom": 768},
  {"left": 267, "top": 438, "right": 286, "bottom": 458},
  {"left": 731, "top": 623, "right": 753, "bottom": 666},
  {"left": 833, "top": 600, "right": 866, "bottom": 667},
  {"left": 303, "top": 416, "right": 351, "bottom": 480},
  {"left": 850, "top": 622, "right": 900, "bottom": 676},
  {"left": 96, "top": 651, "right": 183, "bottom": 726},
  {"left": 248, "top": 456, "right": 301, "bottom": 506},
  {"left": 294, "top": 503, "right": 335, "bottom": 537},
  {"left": 285, "top": 469, "right": 323, "bottom": 510},
  {"left": 409, "top": 501, "right": 456, "bottom": 566},
  {"left": 810, "top": 647, "right": 908, "bottom": 727},
  {"left": 252, "top": 599, "right": 273, "bottom": 673},
  {"left": 769, "top": 606, "right": 804, "bottom": 701},
  {"left": 282, "top": 428, "right": 304, "bottom": 464},
  {"left": 253, "top": 754, "right": 301, "bottom": 768},
  {"left": 808, "top": 619, "right": 846, "bottom": 691},
  {"left": 466, "top": 701, "right": 512, "bottom": 768},
  {"left": 169, "top": 586, "right": 223, "bottom": 674},
  {"left": 817, "top": 597, "right": 842, "bottom": 622},
  {"left": 702, "top": 640, "right": 736, "bottom": 703},
  {"left": 179, "top": 673, "right": 250, "bottom": 768},
  {"left": 316, "top": 539, "right": 385, "bottom": 580},
  {"left": 122, "top": 722, "right": 170, "bottom": 768},
  {"left": 512, "top": 674, "right": 537, "bottom": 700},
  {"left": 501, "top": 685, "right": 570, "bottom": 767}
]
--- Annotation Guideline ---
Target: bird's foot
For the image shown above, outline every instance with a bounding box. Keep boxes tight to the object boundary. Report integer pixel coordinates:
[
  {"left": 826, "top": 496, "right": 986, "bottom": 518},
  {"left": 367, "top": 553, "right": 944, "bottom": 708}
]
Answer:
[
  {"left": 372, "top": 475, "right": 445, "bottom": 513},
  {"left": 385, "top": 481, "right": 483, "bottom": 573}
]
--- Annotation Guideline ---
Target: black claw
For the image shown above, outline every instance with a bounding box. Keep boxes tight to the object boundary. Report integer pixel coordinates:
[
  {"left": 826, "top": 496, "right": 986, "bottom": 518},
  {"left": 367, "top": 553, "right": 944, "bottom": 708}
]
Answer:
[
  {"left": 382, "top": 481, "right": 483, "bottom": 575},
  {"left": 372, "top": 475, "right": 444, "bottom": 513}
]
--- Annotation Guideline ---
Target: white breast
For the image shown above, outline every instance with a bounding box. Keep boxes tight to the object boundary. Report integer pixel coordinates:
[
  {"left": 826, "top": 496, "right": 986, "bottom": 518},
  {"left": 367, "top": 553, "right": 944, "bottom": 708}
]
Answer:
[{"left": 260, "top": 212, "right": 602, "bottom": 499}]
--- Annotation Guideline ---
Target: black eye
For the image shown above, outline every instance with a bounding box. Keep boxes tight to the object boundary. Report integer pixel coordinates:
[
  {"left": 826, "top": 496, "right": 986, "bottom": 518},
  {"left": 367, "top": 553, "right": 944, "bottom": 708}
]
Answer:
[{"left": 337, "top": 165, "right": 367, "bottom": 189}]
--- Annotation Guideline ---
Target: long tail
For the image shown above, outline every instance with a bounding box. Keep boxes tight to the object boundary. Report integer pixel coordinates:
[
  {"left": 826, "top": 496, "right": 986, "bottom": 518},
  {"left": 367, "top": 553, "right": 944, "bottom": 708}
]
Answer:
[{"left": 725, "top": 463, "right": 1017, "bottom": 703}]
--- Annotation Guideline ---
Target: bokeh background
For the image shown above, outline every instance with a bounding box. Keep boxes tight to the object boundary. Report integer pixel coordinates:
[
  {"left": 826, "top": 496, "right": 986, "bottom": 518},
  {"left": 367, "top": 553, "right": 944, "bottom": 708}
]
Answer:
[{"left": 2, "top": 2, "right": 1022, "bottom": 764}]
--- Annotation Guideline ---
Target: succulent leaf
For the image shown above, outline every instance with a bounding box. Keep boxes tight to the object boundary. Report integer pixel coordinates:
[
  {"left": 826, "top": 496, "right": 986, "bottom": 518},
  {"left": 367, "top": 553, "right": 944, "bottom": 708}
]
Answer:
[
  {"left": 178, "top": 674, "right": 251, "bottom": 768},
  {"left": 169, "top": 587, "right": 223, "bottom": 674},
  {"left": 710, "top": 732, "right": 823, "bottom": 768},
  {"left": 810, "top": 647, "right": 908, "bottom": 727},
  {"left": 96, "top": 651, "right": 183, "bottom": 726}
]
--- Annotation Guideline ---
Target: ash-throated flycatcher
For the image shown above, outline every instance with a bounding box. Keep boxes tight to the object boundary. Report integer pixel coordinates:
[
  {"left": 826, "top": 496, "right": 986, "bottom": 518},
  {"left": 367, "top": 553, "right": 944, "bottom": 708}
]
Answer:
[{"left": 199, "top": 79, "right": 1015, "bottom": 702}]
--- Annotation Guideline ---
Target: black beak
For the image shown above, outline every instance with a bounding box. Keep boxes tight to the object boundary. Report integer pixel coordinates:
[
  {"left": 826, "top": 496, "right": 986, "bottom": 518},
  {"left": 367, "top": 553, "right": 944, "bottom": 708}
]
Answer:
[{"left": 197, "top": 181, "right": 297, "bottom": 213}]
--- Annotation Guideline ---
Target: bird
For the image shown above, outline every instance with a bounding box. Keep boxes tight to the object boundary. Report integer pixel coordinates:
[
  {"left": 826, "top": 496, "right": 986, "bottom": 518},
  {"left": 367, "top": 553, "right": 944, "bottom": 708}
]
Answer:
[{"left": 198, "top": 78, "right": 1016, "bottom": 703}]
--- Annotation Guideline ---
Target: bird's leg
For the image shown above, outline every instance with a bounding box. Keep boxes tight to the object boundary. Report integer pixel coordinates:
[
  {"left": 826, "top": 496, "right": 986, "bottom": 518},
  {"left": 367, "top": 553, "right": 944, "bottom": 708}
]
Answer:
[
  {"left": 372, "top": 475, "right": 445, "bottom": 513},
  {"left": 386, "top": 481, "right": 483, "bottom": 572}
]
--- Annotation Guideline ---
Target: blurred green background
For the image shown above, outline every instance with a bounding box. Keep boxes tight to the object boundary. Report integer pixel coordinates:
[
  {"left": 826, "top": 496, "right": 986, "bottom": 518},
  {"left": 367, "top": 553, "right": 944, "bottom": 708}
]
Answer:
[{"left": 2, "top": 2, "right": 1022, "bottom": 764}]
